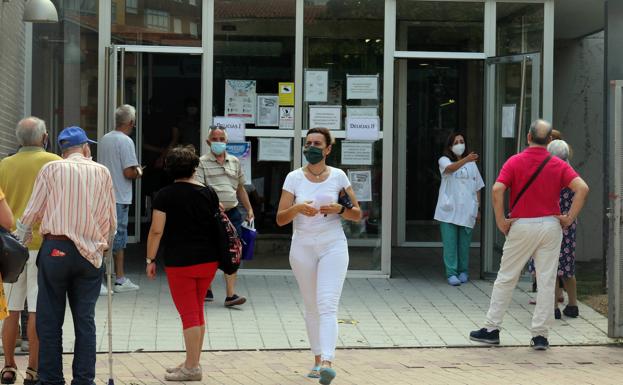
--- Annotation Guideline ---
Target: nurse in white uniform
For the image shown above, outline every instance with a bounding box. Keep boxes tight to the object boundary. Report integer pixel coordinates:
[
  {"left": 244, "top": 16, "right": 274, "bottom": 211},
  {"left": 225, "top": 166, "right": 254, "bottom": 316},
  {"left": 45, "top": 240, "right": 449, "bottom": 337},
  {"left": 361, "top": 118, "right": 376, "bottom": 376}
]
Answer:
[{"left": 434, "top": 133, "right": 484, "bottom": 286}]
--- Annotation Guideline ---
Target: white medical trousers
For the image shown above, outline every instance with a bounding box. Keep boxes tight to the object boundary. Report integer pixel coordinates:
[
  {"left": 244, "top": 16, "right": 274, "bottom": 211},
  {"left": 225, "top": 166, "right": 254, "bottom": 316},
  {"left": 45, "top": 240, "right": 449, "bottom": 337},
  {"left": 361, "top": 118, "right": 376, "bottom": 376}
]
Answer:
[
  {"left": 484, "top": 217, "right": 562, "bottom": 337},
  {"left": 289, "top": 229, "right": 349, "bottom": 362}
]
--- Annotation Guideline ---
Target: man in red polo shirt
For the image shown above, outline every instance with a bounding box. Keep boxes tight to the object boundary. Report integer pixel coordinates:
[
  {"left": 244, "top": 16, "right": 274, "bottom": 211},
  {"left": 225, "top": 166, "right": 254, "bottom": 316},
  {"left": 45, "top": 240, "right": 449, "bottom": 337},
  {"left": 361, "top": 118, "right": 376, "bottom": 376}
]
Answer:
[{"left": 470, "top": 119, "right": 589, "bottom": 350}]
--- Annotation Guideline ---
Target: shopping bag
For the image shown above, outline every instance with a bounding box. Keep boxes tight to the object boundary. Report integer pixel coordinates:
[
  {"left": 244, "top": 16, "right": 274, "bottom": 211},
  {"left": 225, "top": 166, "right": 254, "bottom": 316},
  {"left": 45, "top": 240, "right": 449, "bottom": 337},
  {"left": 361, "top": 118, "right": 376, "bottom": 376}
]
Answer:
[{"left": 240, "top": 220, "right": 257, "bottom": 261}]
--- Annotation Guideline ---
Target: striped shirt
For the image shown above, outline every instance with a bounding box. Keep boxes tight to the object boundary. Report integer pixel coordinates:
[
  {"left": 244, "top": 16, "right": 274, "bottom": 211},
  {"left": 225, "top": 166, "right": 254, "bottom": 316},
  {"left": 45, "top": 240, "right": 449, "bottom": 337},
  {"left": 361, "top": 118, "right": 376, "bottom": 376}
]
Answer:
[
  {"left": 195, "top": 151, "right": 245, "bottom": 209},
  {"left": 20, "top": 153, "right": 117, "bottom": 268}
]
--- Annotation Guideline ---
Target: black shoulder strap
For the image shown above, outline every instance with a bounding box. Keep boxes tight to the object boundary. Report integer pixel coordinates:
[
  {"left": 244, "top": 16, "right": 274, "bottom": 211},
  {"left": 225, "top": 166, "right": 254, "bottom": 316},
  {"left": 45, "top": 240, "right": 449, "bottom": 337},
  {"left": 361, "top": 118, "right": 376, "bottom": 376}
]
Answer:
[{"left": 509, "top": 155, "right": 552, "bottom": 213}]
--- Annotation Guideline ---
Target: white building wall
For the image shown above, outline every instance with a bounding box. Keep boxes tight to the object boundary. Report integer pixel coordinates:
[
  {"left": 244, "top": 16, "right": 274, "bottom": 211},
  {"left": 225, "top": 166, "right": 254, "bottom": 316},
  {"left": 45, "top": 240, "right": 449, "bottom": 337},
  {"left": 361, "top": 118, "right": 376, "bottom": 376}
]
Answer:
[
  {"left": 0, "top": 1, "right": 26, "bottom": 157},
  {"left": 553, "top": 31, "right": 605, "bottom": 263}
]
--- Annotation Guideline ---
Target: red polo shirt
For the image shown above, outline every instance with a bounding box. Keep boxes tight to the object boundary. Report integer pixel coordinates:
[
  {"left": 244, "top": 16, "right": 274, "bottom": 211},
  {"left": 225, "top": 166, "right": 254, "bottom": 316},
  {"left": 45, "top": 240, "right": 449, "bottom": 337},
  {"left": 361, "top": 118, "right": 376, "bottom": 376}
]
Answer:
[{"left": 496, "top": 146, "right": 579, "bottom": 218}]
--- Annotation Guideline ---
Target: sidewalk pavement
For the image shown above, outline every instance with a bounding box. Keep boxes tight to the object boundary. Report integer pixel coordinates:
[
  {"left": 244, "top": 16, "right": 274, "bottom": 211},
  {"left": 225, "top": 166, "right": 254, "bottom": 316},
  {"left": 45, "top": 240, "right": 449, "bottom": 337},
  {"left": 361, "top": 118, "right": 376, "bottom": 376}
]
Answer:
[
  {"left": 9, "top": 345, "right": 623, "bottom": 384},
  {"left": 56, "top": 254, "right": 614, "bottom": 353}
]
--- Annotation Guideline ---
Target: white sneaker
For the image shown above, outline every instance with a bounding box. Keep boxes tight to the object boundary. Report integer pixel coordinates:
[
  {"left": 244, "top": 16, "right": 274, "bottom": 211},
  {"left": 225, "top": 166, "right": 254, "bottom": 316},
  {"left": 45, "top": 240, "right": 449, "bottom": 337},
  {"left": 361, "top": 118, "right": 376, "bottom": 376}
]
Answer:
[
  {"left": 113, "top": 278, "right": 139, "bottom": 293},
  {"left": 100, "top": 284, "right": 112, "bottom": 296}
]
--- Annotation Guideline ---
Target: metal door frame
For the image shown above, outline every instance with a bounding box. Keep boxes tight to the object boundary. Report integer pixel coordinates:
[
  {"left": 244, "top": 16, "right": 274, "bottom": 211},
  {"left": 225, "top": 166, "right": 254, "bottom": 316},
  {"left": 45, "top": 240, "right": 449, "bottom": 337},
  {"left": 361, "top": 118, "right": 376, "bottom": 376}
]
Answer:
[
  {"left": 482, "top": 52, "right": 540, "bottom": 277},
  {"left": 608, "top": 80, "right": 623, "bottom": 337}
]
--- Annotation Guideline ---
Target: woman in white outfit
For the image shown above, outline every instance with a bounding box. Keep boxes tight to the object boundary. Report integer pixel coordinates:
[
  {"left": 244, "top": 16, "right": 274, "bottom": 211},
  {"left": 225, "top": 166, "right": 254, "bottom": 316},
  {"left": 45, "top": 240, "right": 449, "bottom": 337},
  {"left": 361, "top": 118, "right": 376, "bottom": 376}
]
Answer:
[
  {"left": 277, "top": 127, "right": 361, "bottom": 385},
  {"left": 434, "top": 132, "right": 484, "bottom": 286}
]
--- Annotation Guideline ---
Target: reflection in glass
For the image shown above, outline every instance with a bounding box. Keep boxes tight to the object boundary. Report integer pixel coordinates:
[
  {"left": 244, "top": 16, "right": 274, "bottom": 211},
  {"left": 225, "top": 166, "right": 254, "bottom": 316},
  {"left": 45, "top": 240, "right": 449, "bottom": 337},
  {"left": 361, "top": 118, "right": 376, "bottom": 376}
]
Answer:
[
  {"left": 304, "top": 0, "right": 384, "bottom": 270},
  {"left": 213, "top": 0, "right": 296, "bottom": 268},
  {"left": 396, "top": 1, "right": 484, "bottom": 52},
  {"left": 31, "top": 1, "right": 99, "bottom": 152},
  {"left": 111, "top": 0, "right": 201, "bottom": 46},
  {"left": 497, "top": 3, "right": 544, "bottom": 56},
  {"left": 400, "top": 60, "right": 483, "bottom": 244}
]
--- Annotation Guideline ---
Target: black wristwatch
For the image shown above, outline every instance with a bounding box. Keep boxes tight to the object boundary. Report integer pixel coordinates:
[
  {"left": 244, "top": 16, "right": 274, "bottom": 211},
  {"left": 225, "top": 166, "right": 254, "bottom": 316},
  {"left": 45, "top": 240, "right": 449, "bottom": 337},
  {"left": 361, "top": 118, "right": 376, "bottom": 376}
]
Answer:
[{"left": 338, "top": 205, "right": 346, "bottom": 215}]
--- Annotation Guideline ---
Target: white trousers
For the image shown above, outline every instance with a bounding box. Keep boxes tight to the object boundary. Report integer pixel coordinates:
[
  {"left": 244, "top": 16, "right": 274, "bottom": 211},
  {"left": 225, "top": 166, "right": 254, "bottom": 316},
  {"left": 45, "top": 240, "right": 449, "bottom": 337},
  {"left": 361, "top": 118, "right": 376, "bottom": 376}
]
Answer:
[
  {"left": 289, "top": 229, "right": 349, "bottom": 362},
  {"left": 484, "top": 217, "right": 562, "bottom": 337}
]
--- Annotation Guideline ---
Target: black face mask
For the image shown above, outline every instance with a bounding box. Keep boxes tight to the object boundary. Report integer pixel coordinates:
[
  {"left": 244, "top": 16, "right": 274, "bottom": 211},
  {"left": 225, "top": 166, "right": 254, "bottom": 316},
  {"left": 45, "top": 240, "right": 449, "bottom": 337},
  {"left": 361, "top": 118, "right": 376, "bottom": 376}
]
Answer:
[{"left": 303, "top": 146, "right": 324, "bottom": 164}]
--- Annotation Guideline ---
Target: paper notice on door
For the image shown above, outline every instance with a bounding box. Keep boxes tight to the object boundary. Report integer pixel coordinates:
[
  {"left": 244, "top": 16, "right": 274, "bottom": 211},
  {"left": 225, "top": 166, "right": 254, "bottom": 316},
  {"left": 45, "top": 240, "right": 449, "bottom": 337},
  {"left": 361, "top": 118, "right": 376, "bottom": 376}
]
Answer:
[
  {"left": 341, "top": 141, "right": 373, "bottom": 165},
  {"left": 258, "top": 137, "right": 291, "bottom": 162},
  {"left": 502, "top": 104, "right": 516, "bottom": 138},
  {"left": 348, "top": 170, "right": 372, "bottom": 202}
]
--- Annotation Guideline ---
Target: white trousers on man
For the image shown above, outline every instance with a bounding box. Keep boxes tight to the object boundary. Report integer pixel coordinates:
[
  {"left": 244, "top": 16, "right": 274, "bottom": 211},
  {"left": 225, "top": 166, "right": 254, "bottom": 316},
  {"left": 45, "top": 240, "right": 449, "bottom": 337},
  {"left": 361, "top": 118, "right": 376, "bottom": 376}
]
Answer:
[
  {"left": 289, "top": 229, "right": 349, "bottom": 362},
  {"left": 484, "top": 217, "right": 562, "bottom": 337}
]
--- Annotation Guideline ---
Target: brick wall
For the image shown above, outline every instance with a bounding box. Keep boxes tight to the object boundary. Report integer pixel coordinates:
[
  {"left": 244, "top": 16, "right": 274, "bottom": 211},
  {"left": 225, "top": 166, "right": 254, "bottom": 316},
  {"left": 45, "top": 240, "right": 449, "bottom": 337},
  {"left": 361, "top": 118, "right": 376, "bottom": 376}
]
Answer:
[{"left": 0, "top": 1, "right": 26, "bottom": 157}]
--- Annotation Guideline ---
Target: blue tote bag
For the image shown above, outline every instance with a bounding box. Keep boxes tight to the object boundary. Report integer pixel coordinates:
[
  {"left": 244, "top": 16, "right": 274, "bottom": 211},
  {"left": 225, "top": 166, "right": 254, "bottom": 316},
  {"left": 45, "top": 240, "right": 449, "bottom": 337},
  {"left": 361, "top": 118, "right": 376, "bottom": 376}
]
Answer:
[{"left": 240, "top": 220, "right": 257, "bottom": 261}]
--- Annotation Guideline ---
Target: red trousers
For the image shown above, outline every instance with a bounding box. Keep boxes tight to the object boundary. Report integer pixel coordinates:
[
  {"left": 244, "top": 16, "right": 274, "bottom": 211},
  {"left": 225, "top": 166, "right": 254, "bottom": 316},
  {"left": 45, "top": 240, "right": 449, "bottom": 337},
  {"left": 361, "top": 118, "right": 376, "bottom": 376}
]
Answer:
[{"left": 165, "top": 262, "right": 218, "bottom": 329}]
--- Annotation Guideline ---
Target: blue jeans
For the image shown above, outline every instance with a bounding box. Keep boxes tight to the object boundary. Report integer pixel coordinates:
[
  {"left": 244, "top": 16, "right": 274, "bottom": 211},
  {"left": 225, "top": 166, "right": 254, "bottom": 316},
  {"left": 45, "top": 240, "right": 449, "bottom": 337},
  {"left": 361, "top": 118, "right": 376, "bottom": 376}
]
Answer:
[
  {"left": 439, "top": 222, "right": 473, "bottom": 278},
  {"left": 113, "top": 203, "right": 129, "bottom": 252},
  {"left": 37, "top": 239, "right": 103, "bottom": 385},
  {"left": 225, "top": 207, "right": 243, "bottom": 237}
]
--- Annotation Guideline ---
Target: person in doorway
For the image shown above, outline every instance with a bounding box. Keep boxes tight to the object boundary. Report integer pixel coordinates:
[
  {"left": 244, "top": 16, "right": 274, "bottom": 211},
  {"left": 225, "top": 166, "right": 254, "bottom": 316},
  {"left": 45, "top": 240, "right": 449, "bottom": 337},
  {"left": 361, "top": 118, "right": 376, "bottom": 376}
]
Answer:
[
  {"left": 434, "top": 133, "right": 484, "bottom": 286},
  {"left": 16, "top": 126, "right": 116, "bottom": 385},
  {"left": 527, "top": 139, "right": 580, "bottom": 319},
  {"left": 469, "top": 119, "right": 589, "bottom": 350},
  {"left": 276, "top": 127, "right": 362, "bottom": 385},
  {"left": 145, "top": 146, "right": 220, "bottom": 381},
  {"left": 195, "top": 125, "right": 253, "bottom": 307},
  {"left": 0, "top": 117, "right": 61, "bottom": 385},
  {"left": 98, "top": 105, "right": 144, "bottom": 294}
]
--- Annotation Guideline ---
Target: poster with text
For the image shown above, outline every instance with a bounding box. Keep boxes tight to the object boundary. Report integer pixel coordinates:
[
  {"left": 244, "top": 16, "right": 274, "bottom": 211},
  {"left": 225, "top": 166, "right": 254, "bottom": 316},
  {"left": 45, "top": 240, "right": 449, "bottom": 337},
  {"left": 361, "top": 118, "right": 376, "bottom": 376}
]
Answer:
[
  {"left": 346, "top": 74, "right": 379, "bottom": 100},
  {"left": 345, "top": 116, "right": 380, "bottom": 141},
  {"left": 346, "top": 106, "right": 378, "bottom": 118},
  {"left": 304, "top": 69, "right": 329, "bottom": 102},
  {"left": 348, "top": 170, "right": 372, "bottom": 202},
  {"left": 225, "top": 80, "right": 256, "bottom": 124},
  {"left": 309, "top": 105, "right": 342, "bottom": 131},
  {"left": 213, "top": 116, "right": 245, "bottom": 142},
  {"left": 279, "top": 82, "right": 295, "bottom": 106},
  {"left": 256, "top": 94, "right": 279, "bottom": 127},
  {"left": 279, "top": 106, "right": 294, "bottom": 129},
  {"left": 258, "top": 138, "right": 292, "bottom": 162},
  {"left": 226, "top": 142, "right": 252, "bottom": 181},
  {"left": 341, "top": 141, "right": 373, "bottom": 165}
]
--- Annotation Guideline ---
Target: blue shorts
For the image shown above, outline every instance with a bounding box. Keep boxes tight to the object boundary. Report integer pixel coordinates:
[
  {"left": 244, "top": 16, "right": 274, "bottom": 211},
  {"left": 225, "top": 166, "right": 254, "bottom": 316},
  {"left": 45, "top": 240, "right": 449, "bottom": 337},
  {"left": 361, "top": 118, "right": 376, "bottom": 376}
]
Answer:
[{"left": 113, "top": 203, "right": 129, "bottom": 252}]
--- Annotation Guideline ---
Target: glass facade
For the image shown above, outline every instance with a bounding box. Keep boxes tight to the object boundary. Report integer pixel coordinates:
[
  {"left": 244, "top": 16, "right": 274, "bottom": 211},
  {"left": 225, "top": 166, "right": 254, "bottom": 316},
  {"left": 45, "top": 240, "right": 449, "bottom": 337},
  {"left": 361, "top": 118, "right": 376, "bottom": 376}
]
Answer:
[
  {"left": 304, "top": 0, "right": 385, "bottom": 270},
  {"left": 29, "top": 0, "right": 551, "bottom": 274},
  {"left": 111, "top": 0, "right": 202, "bottom": 45},
  {"left": 396, "top": 0, "right": 484, "bottom": 52}
]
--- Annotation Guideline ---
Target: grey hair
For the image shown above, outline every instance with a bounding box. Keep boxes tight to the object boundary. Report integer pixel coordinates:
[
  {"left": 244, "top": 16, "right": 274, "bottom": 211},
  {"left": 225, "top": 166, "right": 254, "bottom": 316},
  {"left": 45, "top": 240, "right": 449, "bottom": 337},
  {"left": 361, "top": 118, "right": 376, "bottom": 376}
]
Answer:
[
  {"left": 115, "top": 104, "right": 136, "bottom": 128},
  {"left": 529, "top": 119, "right": 552, "bottom": 145},
  {"left": 208, "top": 125, "right": 228, "bottom": 141},
  {"left": 548, "top": 139, "right": 570, "bottom": 162},
  {"left": 15, "top": 117, "right": 47, "bottom": 146}
]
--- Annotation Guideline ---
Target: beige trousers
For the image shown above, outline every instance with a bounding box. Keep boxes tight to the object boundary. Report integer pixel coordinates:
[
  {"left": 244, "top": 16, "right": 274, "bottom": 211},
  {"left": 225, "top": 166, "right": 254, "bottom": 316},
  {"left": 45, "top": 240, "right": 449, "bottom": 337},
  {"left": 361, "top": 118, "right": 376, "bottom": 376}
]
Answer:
[{"left": 484, "top": 217, "right": 562, "bottom": 338}]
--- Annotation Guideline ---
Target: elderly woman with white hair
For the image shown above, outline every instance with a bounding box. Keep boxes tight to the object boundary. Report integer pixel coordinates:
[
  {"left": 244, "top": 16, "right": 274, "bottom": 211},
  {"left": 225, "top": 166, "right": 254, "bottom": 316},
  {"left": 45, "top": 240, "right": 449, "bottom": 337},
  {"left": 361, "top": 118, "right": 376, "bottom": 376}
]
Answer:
[{"left": 528, "top": 139, "right": 579, "bottom": 319}]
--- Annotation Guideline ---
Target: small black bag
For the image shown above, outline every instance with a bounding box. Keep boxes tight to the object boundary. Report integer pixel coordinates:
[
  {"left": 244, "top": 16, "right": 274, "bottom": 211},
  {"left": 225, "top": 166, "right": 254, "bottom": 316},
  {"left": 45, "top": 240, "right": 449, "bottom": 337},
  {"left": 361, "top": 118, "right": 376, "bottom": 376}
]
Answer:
[
  {"left": 0, "top": 227, "right": 29, "bottom": 284},
  {"left": 338, "top": 188, "right": 354, "bottom": 209}
]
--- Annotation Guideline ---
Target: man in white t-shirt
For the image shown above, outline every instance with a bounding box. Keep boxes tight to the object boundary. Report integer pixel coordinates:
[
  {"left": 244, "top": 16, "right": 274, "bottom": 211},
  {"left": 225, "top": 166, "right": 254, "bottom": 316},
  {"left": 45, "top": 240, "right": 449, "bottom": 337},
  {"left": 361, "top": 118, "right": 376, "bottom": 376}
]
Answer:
[{"left": 98, "top": 105, "right": 143, "bottom": 293}]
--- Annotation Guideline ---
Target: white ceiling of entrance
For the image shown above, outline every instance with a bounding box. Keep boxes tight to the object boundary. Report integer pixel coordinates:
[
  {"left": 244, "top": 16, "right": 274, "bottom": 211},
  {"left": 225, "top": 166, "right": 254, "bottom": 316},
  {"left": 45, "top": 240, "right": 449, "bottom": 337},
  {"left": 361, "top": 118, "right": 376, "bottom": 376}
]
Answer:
[{"left": 555, "top": 0, "right": 604, "bottom": 39}]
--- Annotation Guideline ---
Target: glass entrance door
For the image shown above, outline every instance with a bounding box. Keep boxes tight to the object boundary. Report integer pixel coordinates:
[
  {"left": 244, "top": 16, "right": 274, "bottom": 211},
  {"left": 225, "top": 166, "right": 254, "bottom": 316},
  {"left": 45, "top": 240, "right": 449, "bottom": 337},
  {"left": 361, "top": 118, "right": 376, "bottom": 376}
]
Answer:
[
  {"left": 104, "top": 46, "right": 202, "bottom": 243},
  {"left": 395, "top": 59, "right": 484, "bottom": 247},
  {"left": 482, "top": 53, "right": 540, "bottom": 277}
]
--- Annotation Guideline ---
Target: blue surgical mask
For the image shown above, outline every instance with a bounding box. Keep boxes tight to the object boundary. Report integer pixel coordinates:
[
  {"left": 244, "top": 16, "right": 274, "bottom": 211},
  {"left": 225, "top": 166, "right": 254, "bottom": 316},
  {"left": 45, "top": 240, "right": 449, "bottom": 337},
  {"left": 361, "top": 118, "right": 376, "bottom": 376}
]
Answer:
[{"left": 211, "top": 141, "right": 227, "bottom": 155}]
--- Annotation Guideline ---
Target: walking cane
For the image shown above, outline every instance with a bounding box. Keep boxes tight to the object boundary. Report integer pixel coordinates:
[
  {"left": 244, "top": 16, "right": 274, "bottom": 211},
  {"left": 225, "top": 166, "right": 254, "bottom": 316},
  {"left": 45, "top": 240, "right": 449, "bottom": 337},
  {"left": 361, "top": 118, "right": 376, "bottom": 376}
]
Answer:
[{"left": 105, "top": 247, "right": 115, "bottom": 385}]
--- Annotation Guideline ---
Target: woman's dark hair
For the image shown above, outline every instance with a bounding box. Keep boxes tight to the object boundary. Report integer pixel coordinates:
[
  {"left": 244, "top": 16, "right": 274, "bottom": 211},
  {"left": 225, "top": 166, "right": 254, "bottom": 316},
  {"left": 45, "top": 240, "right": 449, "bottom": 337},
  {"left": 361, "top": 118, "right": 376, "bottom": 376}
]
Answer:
[
  {"left": 165, "top": 145, "right": 199, "bottom": 179},
  {"left": 443, "top": 132, "right": 469, "bottom": 161},
  {"left": 306, "top": 127, "right": 334, "bottom": 146}
]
